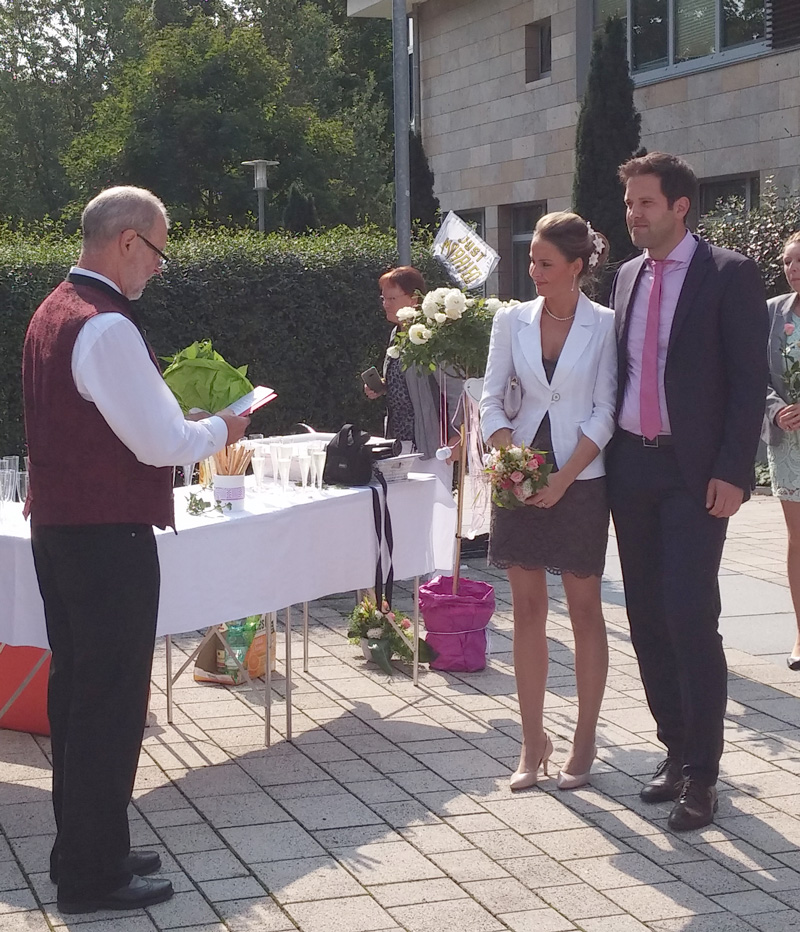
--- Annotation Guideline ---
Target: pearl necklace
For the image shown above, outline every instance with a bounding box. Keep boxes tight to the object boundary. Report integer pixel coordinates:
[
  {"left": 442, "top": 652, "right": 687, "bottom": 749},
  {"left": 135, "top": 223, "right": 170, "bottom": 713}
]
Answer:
[{"left": 543, "top": 302, "right": 575, "bottom": 321}]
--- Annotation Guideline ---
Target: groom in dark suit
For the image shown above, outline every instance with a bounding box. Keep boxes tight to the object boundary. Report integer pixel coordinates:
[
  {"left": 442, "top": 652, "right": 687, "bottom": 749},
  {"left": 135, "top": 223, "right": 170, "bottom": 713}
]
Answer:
[{"left": 606, "top": 152, "right": 768, "bottom": 830}]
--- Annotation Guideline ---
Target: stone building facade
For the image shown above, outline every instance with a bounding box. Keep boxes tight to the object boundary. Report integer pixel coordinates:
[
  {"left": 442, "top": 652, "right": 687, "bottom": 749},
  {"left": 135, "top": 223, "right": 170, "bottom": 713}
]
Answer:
[{"left": 350, "top": 0, "right": 800, "bottom": 299}]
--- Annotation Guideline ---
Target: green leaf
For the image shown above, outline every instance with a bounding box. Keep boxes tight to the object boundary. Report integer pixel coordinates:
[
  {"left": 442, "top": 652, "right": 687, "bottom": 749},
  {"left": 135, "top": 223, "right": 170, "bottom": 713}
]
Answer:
[{"left": 366, "top": 638, "right": 395, "bottom": 676}]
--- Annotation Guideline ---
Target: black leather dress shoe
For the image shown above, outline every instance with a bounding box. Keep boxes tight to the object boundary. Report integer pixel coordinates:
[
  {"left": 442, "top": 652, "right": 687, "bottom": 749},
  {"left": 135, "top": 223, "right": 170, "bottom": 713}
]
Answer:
[
  {"left": 640, "top": 757, "right": 684, "bottom": 803},
  {"left": 57, "top": 875, "right": 174, "bottom": 914},
  {"left": 787, "top": 656, "right": 800, "bottom": 671},
  {"left": 668, "top": 779, "right": 718, "bottom": 831},
  {"left": 50, "top": 849, "right": 161, "bottom": 884}
]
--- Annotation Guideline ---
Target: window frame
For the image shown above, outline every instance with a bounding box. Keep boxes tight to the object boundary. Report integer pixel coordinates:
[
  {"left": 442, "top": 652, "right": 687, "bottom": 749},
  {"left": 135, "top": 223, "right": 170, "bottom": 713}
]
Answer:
[
  {"left": 525, "top": 18, "right": 553, "bottom": 84},
  {"left": 594, "top": 0, "right": 769, "bottom": 86}
]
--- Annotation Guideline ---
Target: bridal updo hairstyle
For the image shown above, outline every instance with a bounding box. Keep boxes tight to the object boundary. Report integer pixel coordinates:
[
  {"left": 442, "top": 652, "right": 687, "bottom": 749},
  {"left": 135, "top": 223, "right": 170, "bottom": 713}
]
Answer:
[{"left": 533, "top": 211, "right": 609, "bottom": 284}]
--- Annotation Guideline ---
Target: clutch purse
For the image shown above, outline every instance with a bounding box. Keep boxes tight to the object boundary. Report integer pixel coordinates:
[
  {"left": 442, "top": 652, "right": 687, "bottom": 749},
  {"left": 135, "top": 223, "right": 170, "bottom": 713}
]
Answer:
[{"left": 504, "top": 376, "right": 522, "bottom": 419}]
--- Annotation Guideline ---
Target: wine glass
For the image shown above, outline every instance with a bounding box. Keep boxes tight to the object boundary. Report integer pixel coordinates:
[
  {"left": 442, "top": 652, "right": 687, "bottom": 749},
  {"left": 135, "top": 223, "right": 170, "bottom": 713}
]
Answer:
[
  {"left": 296, "top": 448, "right": 311, "bottom": 489},
  {"left": 311, "top": 449, "right": 327, "bottom": 490},
  {"left": 1, "top": 456, "right": 19, "bottom": 501},
  {"left": 269, "top": 443, "right": 281, "bottom": 487},
  {"left": 0, "top": 470, "right": 15, "bottom": 522},
  {"left": 17, "top": 471, "right": 29, "bottom": 504},
  {"left": 277, "top": 445, "right": 293, "bottom": 494},
  {"left": 251, "top": 453, "right": 267, "bottom": 491},
  {"left": 182, "top": 463, "right": 196, "bottom": 487}
]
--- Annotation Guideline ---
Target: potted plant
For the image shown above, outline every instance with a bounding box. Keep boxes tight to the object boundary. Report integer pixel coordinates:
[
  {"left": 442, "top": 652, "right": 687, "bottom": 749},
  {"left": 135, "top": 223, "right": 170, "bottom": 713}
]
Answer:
[{"left": 347, "top": 598, "right": 436, "bottom": 676}]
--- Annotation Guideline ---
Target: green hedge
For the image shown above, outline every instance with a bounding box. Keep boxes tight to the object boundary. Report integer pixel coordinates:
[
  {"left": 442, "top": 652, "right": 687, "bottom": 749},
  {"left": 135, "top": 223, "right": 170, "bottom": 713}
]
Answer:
[{"left": 0, "top": 228, "right": 449, "bottom": 456}]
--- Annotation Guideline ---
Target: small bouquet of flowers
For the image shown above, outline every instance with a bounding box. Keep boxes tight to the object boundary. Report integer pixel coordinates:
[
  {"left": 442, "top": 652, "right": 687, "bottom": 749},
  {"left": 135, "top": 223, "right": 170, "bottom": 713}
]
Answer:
[
  {"left": 347, "top": 597, "right": 436, "bottom": 675},
  {"left": 782, "top": 322, "right": 800, "bottom": 402},
  {"left": 484, "top": 444, "right": 553, "bottom": 509},
  {"left": 389, "top": 287, "right": 520, "bottom": 379}
]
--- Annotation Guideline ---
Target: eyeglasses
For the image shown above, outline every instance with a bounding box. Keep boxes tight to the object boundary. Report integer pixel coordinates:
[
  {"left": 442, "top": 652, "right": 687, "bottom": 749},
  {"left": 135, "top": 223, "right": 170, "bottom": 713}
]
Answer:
[{"left": 136, "top": 233, "right": 169, "bottom": 269}]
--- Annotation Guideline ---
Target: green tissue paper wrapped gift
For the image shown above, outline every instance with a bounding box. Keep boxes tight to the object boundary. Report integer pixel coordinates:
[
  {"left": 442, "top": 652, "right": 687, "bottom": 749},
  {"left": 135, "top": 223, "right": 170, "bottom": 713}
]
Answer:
[{"left": 162, "top": 340, "right": 253, "bottom": 414}]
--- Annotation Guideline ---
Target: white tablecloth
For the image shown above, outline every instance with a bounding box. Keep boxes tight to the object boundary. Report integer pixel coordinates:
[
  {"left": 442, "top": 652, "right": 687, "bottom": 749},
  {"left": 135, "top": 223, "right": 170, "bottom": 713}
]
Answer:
[{"left": 0, "top": 475, "right": 457, "bottom": 650}]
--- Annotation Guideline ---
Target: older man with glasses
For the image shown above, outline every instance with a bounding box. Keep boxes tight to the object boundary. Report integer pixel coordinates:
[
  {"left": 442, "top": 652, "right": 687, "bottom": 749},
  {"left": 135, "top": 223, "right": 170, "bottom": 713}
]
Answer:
[{"left": 21, "top": 186, "right": 250, "bottom": 913}]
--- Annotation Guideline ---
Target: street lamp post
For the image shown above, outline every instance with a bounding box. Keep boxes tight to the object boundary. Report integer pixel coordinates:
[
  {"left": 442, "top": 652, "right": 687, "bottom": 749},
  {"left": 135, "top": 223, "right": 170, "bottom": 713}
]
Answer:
[
  {"left": 242, "top": 159, "right": 279, "bottom": 232},
  {"left": 392, "top": 0, "right": 411, "bottom": 266}
]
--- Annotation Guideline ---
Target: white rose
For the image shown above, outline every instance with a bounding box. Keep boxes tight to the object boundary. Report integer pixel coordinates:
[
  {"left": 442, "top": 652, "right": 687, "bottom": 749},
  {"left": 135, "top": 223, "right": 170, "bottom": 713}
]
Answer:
[
  {"left": 433, "top": 287, "right": 451, "bottom": 301},
  {"left": 421, "top": 293, "right": 439, "bottom": 319},
  {"left": 385, "top": 345, "right": 400, "bottom": 359},
  {"left": 444, "top": 290, "right": 467, "bottom": 314},
  {"left": 434, "top": 312, "right": 447, "bottom": 324},
  {"left": 444, "top": 304, "right": 463, "bottom": 320},
  {"left": 395, "top": 306, "right": 418, "bottom": 322},
  {"left": 366, "top": 627, "right": 383, "bottom": 639},
  {"left": 408, "top": 323, "right": 430, "bottom": 345},
  {"left": 485, "top": 298, "right": 502, "bottom": 314}
]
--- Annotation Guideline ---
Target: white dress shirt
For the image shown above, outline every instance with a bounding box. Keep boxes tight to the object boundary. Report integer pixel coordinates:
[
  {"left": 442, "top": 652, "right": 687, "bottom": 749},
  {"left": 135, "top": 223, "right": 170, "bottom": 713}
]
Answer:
[
  {"left": 69, "top": 267, "right": 228, "bottom": 467},
  {"left": 618, "top": 231, "right": 698, "bottom": 435}
]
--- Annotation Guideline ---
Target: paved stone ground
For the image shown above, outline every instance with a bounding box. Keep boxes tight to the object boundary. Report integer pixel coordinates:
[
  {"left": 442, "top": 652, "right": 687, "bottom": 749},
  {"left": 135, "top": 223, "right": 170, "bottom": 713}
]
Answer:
[{"left": 3, "top": 495, "right": 800, "bottom": 932}]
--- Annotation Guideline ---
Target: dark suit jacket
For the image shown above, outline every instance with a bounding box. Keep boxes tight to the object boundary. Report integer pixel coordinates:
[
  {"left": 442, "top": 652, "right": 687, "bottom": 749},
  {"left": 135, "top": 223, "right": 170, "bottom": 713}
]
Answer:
[
  {"left": 763, "top": 292, "right": 799, "bottom": 446},
  {"left": 610, "top": 235, "right": 769, "bottom": 503}
]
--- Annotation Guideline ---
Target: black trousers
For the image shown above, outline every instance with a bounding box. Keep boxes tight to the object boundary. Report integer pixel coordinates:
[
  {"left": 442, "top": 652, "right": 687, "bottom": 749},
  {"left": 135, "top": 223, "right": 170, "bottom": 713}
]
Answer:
[
  {"left": 606, "top": 436, "right": 728, "bottom": 784},
  {"left": 30, "top": 523, "right": 160, "bottom": 901}
]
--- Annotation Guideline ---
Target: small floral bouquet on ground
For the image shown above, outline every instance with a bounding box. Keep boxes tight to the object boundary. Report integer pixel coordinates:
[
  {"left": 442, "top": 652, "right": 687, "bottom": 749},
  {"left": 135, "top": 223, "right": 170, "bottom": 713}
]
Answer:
[
  {"left": 484, "top": 444, "right": 553, "bottom": 509},
  {"left": 782, "top": 322, "right": 800, "bottom": 402},
  {"left": 347, "top": 598, "right": 436, "bottom": 675},
  {"left": 388, "top": 287, "right": 520, "bottom": 379}
]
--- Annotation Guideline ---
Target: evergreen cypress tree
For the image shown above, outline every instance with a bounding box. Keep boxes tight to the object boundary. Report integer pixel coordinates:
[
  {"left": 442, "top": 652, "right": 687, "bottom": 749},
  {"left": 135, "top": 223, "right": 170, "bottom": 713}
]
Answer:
[
  {"left": 409, "top": 131, "right": 440, "bottom": 231},
  {"left": 282, "top": 182, "right": 319, "bottom": 233},
  {"left": 573, "top": 17, "right": 642, "bottom": 268}
]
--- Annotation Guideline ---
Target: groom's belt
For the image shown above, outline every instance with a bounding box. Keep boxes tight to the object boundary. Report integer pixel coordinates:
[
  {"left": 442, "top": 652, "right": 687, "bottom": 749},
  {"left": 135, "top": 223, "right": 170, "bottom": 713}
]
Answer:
[{"left": 619, "top": 429, "right": 675, "bottom": 448}]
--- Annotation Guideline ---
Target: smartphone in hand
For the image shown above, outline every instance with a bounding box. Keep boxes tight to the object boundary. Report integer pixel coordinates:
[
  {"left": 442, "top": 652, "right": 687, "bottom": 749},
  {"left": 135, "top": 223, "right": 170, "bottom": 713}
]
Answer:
[{"left": 361, "top": 366, "right": 386, "bottom": 396}]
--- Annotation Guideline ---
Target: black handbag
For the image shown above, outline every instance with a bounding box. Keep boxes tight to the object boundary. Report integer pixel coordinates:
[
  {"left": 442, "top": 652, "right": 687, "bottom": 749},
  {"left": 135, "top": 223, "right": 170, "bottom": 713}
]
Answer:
[{"left": 323, "top": 424, "right": 373, "bottom": 486}]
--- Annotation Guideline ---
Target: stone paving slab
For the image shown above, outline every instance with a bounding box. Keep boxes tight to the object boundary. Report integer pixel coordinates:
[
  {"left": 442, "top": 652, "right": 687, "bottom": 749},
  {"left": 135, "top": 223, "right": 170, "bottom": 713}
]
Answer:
[{"left": 3, "top": 496, "right": 800, "bottom": 931}]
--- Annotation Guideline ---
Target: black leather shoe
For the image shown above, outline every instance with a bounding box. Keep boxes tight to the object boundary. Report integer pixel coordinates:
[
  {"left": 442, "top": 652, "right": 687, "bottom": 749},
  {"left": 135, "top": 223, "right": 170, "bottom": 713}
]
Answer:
[
  {"left": 640, "top": 757, "right": 684, "bottom": 803},
  {"left": 57, "top": 875, "right": 174, "bottom": 914},
  {"left": 787, "top": 656, "right": 800, "bottom": 671},
  {"left": 668, "top": 779, "right": 718, "bottom": 831},
  {"left": 51, "top": 849, "right": 161, "bottom": 884}
]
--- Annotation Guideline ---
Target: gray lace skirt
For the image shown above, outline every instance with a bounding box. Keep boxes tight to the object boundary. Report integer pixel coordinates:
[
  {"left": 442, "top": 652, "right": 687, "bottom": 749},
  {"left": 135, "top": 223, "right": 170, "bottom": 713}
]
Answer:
[{"left": 488, "top": 476, "right": 610, "bottom": 578}]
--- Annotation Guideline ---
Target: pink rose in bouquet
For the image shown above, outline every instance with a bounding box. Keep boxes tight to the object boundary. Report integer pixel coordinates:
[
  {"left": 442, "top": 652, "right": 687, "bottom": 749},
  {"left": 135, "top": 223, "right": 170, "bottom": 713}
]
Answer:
[{"left": 484, "top": 444, "right": 553, "bottom": 509}]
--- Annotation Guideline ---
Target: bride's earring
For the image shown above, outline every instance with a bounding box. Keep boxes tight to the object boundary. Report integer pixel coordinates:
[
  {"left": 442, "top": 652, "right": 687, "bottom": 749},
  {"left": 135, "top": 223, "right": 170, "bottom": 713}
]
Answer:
[{"left": 571, "top": 274, "right": 577, "bottom": 292}]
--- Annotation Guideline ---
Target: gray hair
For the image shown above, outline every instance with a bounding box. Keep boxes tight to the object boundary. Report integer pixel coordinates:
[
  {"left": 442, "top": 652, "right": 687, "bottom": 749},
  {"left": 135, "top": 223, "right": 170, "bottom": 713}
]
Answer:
[{"left": 81, "top": 186, "right": 170, "bottom": 245}]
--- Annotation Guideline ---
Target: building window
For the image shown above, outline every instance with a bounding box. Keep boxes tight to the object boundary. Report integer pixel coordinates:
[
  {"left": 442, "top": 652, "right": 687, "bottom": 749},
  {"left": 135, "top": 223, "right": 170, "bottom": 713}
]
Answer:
[
  {"left": 768, "top": 0, "right": 800, "bottom": 50},
  {"left": 525, "top": 18, "right": 552, "bottom": 82},
  {"left": 699, "top": 175, "right": 760, "bottom": 215},
  {"left": 512, "top": 204, "right": 546, "bottom": 302},
  {"left": 457, "top": 209, "right": 485, "bottom": 240},
  {"left": 595, "top": 1, "right": 768, "bottom": 78}
]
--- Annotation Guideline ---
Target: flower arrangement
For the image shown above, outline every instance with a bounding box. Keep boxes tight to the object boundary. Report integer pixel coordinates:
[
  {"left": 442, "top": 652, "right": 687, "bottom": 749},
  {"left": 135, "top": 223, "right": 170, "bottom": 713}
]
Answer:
[
  {"left": 484, "top": 444, "right": 553, "bottom": 509},
  {"left": 782, "top": 322, "right": 800, "bottom": 402},
  {"left": 347, "top": 597, "right": 436, "bottom": 675},
  {"left": 388, "top": 287, "right": 520, "bottom": 379}
]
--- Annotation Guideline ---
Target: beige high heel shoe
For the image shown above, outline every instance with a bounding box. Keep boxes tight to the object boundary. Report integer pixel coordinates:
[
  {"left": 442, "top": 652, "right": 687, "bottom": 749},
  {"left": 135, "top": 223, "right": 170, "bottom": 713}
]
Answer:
[
  {"left": 510, "top": 735, "right": 553, "bottom": 791},
  {"left": 556, "top": 744, "right": 596, "bottom": 791}
]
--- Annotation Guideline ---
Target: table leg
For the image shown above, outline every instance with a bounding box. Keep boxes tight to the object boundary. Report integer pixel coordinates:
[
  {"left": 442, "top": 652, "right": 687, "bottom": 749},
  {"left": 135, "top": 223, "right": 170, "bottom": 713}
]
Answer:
[
  {"left": 303, "top": 602, "right": 309, "bottom": 674},
  {"left": 166, "top": 635, "right": 173, "bottom": 724},
  {"left": 265, "top": 612, "right": 272, "bottom": 748},
  {"left": 413, "top": 576, "right": 420, "bottom": 687},
  {"left": 285, "top": 605, "right": 292, "bottom": 741}
]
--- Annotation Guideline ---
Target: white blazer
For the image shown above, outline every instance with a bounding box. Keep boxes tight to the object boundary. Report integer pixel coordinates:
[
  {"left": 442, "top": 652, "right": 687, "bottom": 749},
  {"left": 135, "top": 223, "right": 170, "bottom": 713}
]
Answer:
[{"left": 480, "top": 294, "right": 617, "bottom": 480}]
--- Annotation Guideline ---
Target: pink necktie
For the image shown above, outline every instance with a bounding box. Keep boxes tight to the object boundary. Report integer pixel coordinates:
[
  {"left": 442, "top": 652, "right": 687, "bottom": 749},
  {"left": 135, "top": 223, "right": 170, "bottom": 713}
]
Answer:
[{"left": 640, "top": 259, "right": 664, "bottom": 440}]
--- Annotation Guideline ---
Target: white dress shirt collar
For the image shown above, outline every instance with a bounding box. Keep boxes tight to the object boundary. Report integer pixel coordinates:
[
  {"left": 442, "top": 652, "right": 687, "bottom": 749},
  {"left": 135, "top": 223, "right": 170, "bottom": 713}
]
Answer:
[{"left": 69, "top": 266, "right": 123, "bottom": 295}]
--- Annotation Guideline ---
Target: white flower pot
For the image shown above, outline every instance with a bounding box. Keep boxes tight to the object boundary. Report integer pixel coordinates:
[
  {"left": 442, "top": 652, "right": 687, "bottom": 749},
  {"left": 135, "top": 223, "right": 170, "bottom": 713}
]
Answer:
[{"left": 360, "top": 639, "right": 372, "bottom": 661}]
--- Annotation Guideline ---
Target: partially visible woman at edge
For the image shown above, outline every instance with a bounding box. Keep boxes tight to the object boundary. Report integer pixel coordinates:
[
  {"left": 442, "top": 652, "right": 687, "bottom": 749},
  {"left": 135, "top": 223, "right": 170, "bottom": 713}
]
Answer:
[
  {"left": 480, "top": 212, "right": 616, "bottom": 791},
  {"left": 365, "top": 266, "right": 461, "bottom": 487},
  {"left": 764, "top": 231, "right": 800, "bottom": 670}
]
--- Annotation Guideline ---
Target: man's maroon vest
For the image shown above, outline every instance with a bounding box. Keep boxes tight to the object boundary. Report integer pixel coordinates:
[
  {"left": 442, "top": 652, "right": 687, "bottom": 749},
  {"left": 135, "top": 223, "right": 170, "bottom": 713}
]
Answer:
[{"left": 22, "top": 280, "right": 175, "bottom": 528}]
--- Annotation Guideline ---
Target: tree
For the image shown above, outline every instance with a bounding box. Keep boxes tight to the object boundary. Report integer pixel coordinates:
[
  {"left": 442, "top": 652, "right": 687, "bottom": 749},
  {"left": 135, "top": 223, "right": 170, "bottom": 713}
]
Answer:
[
  {"left": 573, "top": 16, "right": 642, "bottom": 270},
  {"left": 282, "top": 181, "right": 319, "bottom": 232},
  {"left": 409, "top": 131, "right": 440, "bottom": 231}
]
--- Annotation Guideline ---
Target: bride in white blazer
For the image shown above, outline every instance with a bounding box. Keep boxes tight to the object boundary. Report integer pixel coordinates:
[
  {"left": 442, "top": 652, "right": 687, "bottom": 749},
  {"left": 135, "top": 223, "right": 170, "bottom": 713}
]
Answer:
[{"left": 480, "top": 211, "right": 617, "bottom": 794}]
